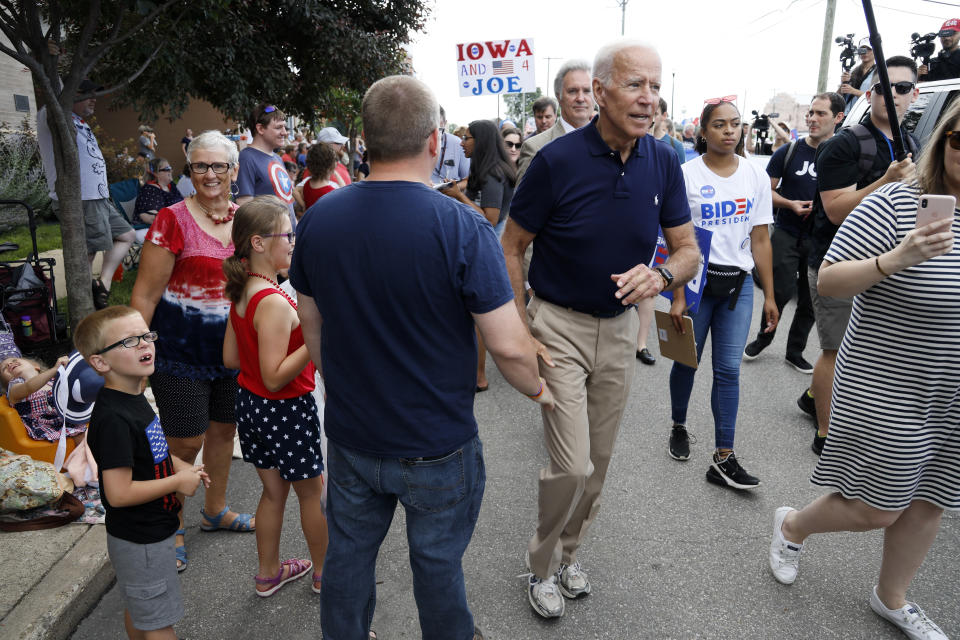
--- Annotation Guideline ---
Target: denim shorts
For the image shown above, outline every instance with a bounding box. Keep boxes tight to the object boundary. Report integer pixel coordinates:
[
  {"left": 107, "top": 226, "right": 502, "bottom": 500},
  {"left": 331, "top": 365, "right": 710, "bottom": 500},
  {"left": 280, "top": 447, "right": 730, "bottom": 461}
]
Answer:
[{"left": 106, "top": 533, "right": 184, "bottom": 631}]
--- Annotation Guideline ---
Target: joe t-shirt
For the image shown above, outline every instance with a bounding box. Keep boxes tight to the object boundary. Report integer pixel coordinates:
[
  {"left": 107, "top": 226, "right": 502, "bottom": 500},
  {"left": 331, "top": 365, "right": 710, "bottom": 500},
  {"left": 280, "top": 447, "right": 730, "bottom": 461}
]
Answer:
[
  {"left": 682, "top": 155, "right": 773, "bottom": 271},
  {"left": 766, "top": 137, "right": 818, "bottom": 237},
  {"left": 236, "top": 146, "right": 297, "bottom": 228},
  {"left": 87, "top": 388, "right": 181, "bottom": 544},
  {"left": 288, "top": 181, "right": 513, "bottom": 458}
]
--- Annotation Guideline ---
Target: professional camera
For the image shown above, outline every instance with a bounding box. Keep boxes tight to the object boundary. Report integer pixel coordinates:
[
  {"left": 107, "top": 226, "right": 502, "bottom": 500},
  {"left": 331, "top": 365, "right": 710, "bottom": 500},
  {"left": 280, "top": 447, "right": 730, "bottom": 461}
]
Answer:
[
  {"left": 835, "top": 33, "right": 857, "bottom": 72},
  {"left": 751, "top": 111, "right": 779, "bottom": 155},
  {"left": 910, "top": 32, "right": 937, "bottom": 65}
]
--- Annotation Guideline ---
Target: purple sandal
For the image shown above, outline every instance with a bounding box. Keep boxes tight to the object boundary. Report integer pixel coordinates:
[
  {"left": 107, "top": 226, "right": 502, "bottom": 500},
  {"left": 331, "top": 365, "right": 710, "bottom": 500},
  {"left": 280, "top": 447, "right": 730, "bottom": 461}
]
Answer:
[
  {"left": 254, "top": 558, "right": 312, "bottom": 597},
  {"left": 311, "top": 571, "right": 323, "bottom": 594}
]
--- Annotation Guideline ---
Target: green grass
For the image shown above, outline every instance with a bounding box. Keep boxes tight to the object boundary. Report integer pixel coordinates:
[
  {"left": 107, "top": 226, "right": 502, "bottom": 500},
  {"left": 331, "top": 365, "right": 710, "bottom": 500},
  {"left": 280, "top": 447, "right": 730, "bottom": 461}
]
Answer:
[
  {"left": 0, "top": 222, "right": 62, "bottom": 260},
  {"left": 56, "top": 266, "right": 137, "bottom": 323}
]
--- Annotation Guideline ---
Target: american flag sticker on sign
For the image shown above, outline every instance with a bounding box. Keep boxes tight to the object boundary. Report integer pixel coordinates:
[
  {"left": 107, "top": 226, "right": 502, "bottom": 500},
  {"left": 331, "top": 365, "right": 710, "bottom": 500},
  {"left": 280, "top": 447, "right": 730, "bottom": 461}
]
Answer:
[{"left": 492, "top": 60, "right": 514, "bottom": 75}]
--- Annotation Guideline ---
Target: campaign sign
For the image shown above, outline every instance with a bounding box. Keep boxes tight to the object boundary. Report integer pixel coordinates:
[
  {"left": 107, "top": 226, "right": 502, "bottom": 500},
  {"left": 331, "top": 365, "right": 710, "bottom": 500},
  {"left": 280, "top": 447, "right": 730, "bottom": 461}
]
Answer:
[
  {"left": 652, "top": 226, "right": 713, "bottom": 315},
  {"left": 457, "top": 38, "right": 535, "bottom": 97}
]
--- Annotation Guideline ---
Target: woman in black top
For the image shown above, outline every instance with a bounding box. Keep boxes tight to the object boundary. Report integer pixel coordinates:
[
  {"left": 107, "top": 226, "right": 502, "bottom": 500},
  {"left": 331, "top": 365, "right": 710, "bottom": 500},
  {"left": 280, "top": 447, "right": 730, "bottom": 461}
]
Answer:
[{"left": 134, "top": 157, "right": 183, "bottom": 231}]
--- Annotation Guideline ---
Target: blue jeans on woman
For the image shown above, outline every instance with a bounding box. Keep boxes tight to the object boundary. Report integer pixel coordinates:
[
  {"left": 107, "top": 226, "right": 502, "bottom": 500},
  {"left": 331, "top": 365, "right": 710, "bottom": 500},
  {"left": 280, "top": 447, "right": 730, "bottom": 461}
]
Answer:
[
  {"left": 669, "top": 277, "right": 754, "bottom": 450},
  {"left": 320, "top": 436, "right": 485, "bottom": 640}
]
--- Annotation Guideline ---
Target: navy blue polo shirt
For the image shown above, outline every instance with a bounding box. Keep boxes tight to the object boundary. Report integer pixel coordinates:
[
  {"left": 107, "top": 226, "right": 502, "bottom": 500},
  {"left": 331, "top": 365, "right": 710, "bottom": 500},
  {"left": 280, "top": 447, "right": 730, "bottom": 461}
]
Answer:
[{"left": 510, "top": 117, "right": 690, "bottom": 314}]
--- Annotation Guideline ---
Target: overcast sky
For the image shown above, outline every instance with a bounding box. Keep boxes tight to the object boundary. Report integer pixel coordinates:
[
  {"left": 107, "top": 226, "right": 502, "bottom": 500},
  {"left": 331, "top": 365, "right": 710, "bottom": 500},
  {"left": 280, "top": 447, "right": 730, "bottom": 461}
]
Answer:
[{"left": 406, "top": 0, "right": 955, "bottom": 127}]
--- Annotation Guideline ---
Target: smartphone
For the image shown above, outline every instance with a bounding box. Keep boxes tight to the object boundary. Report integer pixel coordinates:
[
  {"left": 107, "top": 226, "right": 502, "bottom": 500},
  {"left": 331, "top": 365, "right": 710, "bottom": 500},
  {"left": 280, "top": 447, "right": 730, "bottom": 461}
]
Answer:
[
  {"left": 433, "top": 181, "right": 453, "bottom": 190},
  {"left": 916, "top": 194, "right": 956, "bottom": 227}
]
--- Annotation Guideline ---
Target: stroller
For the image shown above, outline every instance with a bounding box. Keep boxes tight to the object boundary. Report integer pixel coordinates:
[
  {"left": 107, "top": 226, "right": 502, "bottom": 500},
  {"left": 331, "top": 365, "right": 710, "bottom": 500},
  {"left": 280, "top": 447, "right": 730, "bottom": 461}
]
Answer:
[{"left": 0, "top": 200, "right": 66, "bottom": 360}]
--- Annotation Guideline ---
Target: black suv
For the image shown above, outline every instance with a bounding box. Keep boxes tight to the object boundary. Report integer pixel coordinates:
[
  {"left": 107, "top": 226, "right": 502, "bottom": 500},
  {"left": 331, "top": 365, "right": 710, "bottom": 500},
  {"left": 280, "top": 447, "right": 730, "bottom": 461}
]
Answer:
[{"left": 842, "top": 77, "right": 960, "bottom": 148}]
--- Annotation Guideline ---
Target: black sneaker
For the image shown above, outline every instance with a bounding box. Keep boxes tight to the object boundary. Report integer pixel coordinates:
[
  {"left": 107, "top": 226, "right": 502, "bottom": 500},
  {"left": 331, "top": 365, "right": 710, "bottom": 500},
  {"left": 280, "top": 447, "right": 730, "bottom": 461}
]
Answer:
[
  {"left": 706, "top": 452, "right": 760, "bottom": 489},
  {"left": 636, "top": 348, "right": 656, "bottom": 365},
  {"left": 811, "top": 433, "right": 827, "bottom": 456},
  {"left": 743, "top": 339, "right": 768, "bottom": 360},
  {"left": 668, "top": 424, "right": 690, "bottom": 461},
  {"left": 797, "top": 388, "right": 816, "bottom": 420},
  {"left": 785, "top": 353, "right": 814, "bottom": 374}
]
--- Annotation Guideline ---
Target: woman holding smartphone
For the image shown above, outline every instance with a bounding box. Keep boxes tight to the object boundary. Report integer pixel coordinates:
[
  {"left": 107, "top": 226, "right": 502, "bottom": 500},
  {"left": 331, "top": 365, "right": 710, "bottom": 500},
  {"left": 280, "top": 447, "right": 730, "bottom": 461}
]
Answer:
[
  {"left": 666, "top": 98, "right": 778, "bottom": 489},
  {"left": 768, "top": 99, "right": 960, "bottom": 640}
]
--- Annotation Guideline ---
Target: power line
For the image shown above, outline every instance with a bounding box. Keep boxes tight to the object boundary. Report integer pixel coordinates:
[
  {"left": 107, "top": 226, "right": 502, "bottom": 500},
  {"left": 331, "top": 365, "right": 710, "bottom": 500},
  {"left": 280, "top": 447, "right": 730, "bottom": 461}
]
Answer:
[
  {"left": 747, "top": 0, "right": 823, "bottom": 36},
  {"left": 875, "top": 3, "right": 953, "bottom": 18},
  {"left": 915, "top": 0, "right": 960, "bottom": 8}
]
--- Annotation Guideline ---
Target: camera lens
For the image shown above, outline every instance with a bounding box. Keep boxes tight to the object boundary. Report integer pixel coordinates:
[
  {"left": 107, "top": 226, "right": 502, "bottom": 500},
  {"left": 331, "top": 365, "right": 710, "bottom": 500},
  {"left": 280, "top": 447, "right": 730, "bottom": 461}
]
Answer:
[{"left": 922, "top": 199, "right": 928, "bottom": 207}]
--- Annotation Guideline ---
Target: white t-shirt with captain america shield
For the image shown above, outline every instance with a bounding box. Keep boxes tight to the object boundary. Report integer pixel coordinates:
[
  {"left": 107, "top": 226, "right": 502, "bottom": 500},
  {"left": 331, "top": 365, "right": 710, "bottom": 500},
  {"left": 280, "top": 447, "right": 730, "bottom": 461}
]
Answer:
[{"left": 681, "top": 155, "right": 772, "bottom": 271}]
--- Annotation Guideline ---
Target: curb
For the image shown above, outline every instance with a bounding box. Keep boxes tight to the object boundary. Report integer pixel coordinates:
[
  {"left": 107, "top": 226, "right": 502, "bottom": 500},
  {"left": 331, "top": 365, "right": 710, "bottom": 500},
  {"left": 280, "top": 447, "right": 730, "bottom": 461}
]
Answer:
[{"left": 2, "top": 526, "right": 114, "bottom": 640}]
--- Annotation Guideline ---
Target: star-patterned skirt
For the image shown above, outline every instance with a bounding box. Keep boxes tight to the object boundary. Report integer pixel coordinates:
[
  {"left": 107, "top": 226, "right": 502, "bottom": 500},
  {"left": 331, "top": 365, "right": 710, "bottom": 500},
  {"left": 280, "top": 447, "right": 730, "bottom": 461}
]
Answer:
[{"left": 236, "top": 388, "right": 324, "bottom": 481}]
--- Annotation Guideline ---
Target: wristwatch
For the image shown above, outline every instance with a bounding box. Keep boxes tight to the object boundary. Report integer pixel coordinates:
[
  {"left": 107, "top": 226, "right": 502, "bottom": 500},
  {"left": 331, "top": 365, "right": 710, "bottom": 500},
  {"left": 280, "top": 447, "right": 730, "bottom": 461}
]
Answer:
[{"left": 655, "top": 267, "right": 674, "bottom": 290}]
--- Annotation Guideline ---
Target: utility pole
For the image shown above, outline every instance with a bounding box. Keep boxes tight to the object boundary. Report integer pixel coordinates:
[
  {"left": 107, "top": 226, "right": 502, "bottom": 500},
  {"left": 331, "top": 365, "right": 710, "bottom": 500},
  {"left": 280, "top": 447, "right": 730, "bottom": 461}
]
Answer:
[
  {"left": 817, "top": 0, "right": 838, "bottom": 93},
  {"left": 617, "top": 0, "right": 629, "bottom": 35},
  {"left": 545, "top": 56, "right": 562, "bottom": 92},
  {"left": 671, "top": 71, "right": 675, "bottom": 120}
]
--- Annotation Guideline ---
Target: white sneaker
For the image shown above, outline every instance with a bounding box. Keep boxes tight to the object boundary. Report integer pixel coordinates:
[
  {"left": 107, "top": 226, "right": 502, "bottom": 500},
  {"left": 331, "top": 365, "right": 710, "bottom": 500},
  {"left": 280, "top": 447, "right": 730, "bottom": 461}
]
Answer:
[
  {"left": 557, "top": 562, "right": 591, "bottom": 599},
  {"left": 769, "top": 506, "right": 803, "bottom": 585},
  {"left": 870, "top": 586, "right": 948, "bottom": 640},
  {"left": 528, "top": 574, "right": 565, "bottom": 618}
]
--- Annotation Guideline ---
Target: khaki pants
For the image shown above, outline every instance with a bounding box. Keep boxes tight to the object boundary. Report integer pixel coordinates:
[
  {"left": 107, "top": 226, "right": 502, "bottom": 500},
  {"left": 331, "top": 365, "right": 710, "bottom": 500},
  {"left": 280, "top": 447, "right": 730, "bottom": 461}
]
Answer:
[{"left": 526, "top": 297, "right": 638, "bottom": 578}]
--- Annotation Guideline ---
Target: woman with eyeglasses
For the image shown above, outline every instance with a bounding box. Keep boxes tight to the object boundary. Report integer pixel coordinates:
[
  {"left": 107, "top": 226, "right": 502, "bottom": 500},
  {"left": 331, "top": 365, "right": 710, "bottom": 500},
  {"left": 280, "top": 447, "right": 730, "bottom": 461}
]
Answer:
[
  {"left": 440, "top": 118, "right": 517, "bottom": 392},
  {"left": 768, "top": 96, "right": 960, "bottom": 640},
  {"left": 131, "top": 129, "right": 254, "bottom": 574},
  {"left": 666, "top": 98, "right": 778, "bottom": 489},
  {"left": 133, "top": 157, "right": 183, "bottom": 241},
  {"left": 501, "top": 125, "right": 523, "bottom": 168}
]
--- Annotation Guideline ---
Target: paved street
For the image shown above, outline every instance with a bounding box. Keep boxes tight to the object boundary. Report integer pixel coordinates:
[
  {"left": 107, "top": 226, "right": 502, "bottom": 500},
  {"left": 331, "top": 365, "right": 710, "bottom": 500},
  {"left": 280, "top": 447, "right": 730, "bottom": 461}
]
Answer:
[{"left": 71, "top": 295, "right": 959, "bottom": 639}]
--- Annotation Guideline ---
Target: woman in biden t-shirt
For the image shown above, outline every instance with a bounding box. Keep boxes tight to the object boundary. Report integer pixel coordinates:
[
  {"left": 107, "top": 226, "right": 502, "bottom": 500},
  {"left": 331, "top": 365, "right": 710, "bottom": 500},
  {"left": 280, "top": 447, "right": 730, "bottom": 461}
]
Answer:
[{"left": 666, "top": 99, "right": 777, "bottom": 490}]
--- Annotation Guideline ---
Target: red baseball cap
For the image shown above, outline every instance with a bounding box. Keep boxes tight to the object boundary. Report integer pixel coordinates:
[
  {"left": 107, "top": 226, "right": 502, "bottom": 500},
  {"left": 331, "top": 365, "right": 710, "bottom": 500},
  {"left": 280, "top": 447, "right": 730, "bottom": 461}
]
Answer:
[{"left": 940, "top": 18, "right": 960, "bottom": 34}]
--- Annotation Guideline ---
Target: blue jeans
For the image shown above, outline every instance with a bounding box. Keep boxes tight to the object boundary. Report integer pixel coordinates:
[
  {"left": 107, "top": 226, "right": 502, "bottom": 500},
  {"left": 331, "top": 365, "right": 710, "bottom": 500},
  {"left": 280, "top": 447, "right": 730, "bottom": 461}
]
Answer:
[
  {"left": 669, "top": 277, "right": 754, "bottom": 449},
  {"left": 320, "top": 436, "right": 485, "bottom": 640}
]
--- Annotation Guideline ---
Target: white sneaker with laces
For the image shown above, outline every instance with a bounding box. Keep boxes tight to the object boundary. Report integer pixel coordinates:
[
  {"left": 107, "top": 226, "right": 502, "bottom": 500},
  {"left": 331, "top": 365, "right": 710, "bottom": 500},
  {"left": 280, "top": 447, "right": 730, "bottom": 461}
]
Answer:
[
  {"left": 769, "top": 506, "right": 803, "bottom": 584},
  {"left": 528, "top": 574, "right": 565, "bottom": 618},
  {"left": 557, "top": 562, "right": 591, "bottom": 599},
  {"left": 870, "top": 586, "right": 948, "bottom": 640}
]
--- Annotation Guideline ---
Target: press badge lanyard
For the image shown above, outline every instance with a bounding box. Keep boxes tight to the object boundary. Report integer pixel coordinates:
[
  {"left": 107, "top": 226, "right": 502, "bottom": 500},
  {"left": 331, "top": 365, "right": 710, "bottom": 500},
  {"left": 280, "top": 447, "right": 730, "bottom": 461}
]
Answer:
[
  {"left": 882, "top": 133, "right": 895, "bottom": 163},
  {"left": 436, "top": 132, "right": 448, "bottom": 176}
]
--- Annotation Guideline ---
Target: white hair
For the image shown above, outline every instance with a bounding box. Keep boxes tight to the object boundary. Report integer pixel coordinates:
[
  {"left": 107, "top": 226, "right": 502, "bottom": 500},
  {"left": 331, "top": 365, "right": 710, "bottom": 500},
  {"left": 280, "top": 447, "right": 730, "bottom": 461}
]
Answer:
[
  {"left": 592, "top": 39, "right": 658, "bottom": 87},
  {"left": 186, "top": 130, "right": 239, "bottom": 165},
  {"left": 553, "top": 59, "right": 592, "bottom": 98}
]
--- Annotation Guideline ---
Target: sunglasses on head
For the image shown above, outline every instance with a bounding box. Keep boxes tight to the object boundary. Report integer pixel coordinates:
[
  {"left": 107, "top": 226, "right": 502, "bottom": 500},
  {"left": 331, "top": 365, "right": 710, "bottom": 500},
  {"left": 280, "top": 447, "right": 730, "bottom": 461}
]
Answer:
[
  {"left": 704, "top": 94, "right": 737, "bottom": 105},
  {"left": 871, "top": 81, "right": 915, "bottom": 95},
  {"left": 263, "top": 105, "right": 277, "bottom": 113},
  {"left": 944, "top": 130, "right": 960, "bottom": 150}
]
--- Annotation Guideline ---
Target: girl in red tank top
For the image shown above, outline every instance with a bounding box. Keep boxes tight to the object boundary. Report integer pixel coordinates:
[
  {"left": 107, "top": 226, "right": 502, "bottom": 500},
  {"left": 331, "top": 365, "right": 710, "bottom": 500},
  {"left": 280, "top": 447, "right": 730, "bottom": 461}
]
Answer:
[{"left": 222, "top": 195, "right": 328, "bottom": 597}]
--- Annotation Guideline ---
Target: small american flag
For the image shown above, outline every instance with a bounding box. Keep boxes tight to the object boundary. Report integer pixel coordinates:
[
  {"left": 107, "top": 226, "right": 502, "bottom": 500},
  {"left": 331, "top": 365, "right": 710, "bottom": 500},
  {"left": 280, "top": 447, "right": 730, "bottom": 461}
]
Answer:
[
  {"left": 492, "top": 60, "right": 513, "bottom": 75},
  {"left": 146, "top": 416, "right": 169, "bottom": 464}
]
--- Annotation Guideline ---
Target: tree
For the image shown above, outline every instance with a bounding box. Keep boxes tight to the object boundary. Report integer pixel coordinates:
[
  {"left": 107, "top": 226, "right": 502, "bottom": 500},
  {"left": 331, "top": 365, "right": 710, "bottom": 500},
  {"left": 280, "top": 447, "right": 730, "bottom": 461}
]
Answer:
[
  {"left": 0, "top": 0, "right": 428, "bottom": 328},
  {"left": 503, "top": 87, "right": 543, "bottom": 128}
]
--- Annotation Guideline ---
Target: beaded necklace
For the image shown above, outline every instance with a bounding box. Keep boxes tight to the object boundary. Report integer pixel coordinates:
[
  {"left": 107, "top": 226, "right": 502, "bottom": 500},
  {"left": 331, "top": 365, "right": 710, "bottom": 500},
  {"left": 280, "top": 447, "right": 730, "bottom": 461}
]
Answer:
[
  {"left": 246, "top": 272, "right": 297, "bottom": 309},
  {"left": 192, "top": 194, "right": 235, "bottom": 224}
]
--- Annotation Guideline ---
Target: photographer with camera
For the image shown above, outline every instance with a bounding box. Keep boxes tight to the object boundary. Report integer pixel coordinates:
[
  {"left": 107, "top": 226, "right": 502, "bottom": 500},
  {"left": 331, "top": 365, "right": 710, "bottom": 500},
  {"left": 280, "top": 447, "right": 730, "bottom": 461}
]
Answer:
[
  {"left": 839, "top": 38, "right": 876, "bottom": 109},
  {"left": 803, "top": 56, "right": 919, "bottom": 456},
  {"left": 918, "top": 19, "right": 960, "bottom": 81}
]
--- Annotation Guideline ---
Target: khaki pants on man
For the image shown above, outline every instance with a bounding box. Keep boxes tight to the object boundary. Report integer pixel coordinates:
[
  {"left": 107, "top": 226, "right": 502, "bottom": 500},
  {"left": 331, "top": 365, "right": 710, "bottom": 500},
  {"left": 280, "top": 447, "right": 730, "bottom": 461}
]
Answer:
[{"left": 526, "top": 297, "right": 638, "bottom": 578}]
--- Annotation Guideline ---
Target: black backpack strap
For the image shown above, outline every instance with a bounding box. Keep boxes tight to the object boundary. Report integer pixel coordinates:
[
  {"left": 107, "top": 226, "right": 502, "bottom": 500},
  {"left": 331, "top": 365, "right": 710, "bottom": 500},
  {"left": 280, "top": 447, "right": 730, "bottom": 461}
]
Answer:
[
  {"left": 776, "top": 140, "right": 799, "bottom": 192},
  {"left": 848, "top": 124, "right": 877, "bottom": 179}
]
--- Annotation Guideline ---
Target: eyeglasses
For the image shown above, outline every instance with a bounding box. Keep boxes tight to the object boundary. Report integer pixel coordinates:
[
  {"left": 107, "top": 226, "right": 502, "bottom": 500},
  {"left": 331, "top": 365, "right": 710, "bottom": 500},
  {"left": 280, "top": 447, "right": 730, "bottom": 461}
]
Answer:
[
  {"left": 157, "top": 167, "right": 172, "bottom": 172},
  {"left": 504, "top": 140, "right": 521, "bottom": 149},
  {"left": 704, "top": 94, "right": 737, "bottom": 105},
  {"left": 944, "top": 131, "right": 960, "bottom": 150},
  {"left": 262, "top": 232, "right": 295, "bottom": 243},
  {"left": 96, "top": 331, "right": 159, "bottom": 355},
  {"left": 871, "top": 81, "right": 916, "bottom": 95},
  {"left": 461, "top": 135, "right": 474, "bottom": 141},
  {"left": 189, "top": 162, "right": 233, "bottom": 174}
]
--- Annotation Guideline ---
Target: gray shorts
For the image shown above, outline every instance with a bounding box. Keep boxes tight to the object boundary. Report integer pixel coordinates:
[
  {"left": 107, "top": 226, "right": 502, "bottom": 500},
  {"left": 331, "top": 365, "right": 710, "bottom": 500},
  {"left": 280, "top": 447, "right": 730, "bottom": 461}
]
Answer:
[
  {"left": 807, "top": 265, "right": 852, "bottom": 351},
  {"left": 52, "top": 198, "right": 133, "bottom": 253},
  {"left": 106, "top": 533, "right": 184, "bottom": 631}
]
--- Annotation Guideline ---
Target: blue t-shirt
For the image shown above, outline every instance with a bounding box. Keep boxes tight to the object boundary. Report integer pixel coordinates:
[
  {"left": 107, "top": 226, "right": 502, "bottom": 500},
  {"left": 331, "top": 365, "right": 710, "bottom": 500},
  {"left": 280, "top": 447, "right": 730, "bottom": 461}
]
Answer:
[
  {"left": 288, "top": 181, "right": 513, "bottom": 458},
  {"left": 766, "top": 137, "right": 817, "bottom": 236},
  {"left": 236, "top": 147, "right": 297, "bottom": 228},
  {"left": 657, "top": 133, "right": 686, "bottom": 165},
  {"left": 510, "top": 117, "right": 690, "bottom": 314}
]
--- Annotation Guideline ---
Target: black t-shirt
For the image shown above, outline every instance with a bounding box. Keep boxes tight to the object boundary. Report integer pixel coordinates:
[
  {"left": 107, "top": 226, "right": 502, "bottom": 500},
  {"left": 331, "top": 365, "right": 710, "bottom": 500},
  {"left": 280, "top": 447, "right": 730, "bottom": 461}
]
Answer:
[
  {"left": 924, "top": 48, "right": 960, "bottom": 82},
  {"left": 87, "top": 387, "right": 180, "bottom": 543},
  {"left": 466, "top": 173, "right": 515, "bottom": 225},
  {"left": 766, "top": 137, "right": 818, "bottom": 237},
  {"left": 808, "top": 121, "right": 909, "bottom": 269}
]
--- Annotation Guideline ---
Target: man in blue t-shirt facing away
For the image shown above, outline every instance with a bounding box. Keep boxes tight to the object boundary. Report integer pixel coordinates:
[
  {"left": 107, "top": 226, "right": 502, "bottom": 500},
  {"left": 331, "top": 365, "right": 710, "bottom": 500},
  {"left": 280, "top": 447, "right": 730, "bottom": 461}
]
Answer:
[
  {"left": 503, "top": 40, "right": 700, "bottom": 620},
  {"left": 743, "top": 92, "right": 845, "bottom": 374},
  {"left": 236, "top": 103, "right": 297, "bottom": 229},
  {"left": 289, "top": 75, "right": 554, "bottom": 640}
]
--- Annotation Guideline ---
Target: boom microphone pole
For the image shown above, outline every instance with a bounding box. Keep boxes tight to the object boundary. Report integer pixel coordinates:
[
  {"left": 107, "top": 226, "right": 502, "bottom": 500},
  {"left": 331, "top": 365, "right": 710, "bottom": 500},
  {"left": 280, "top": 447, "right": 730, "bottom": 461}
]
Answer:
[{"left": 861, "top": 0, "right": 908, "bottom": 159}]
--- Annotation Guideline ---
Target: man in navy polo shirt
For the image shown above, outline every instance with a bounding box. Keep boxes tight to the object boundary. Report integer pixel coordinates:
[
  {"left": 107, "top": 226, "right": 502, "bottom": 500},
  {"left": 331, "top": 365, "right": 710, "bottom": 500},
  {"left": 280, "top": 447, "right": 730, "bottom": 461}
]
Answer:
[
  {"left": 290, "top": 75, "right": 553, "bottom": 640},
  {"left": 503, "top": 40, "right": 700, "bottom": 619}
]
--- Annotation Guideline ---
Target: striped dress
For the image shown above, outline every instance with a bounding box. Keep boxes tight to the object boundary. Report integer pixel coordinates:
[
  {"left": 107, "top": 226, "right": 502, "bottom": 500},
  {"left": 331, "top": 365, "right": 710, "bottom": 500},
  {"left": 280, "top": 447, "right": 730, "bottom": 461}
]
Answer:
[{"left": 811, "top": 183, "right": 960, "bottom": 511}]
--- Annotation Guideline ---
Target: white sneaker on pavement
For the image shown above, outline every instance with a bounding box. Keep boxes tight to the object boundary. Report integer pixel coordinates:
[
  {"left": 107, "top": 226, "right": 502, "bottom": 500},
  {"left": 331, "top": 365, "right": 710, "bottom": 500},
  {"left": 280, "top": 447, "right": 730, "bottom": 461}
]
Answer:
[
  {"left": 769, "top": 506, "right": 803, "bottom": 585},
  {"left": 528, "top": 574, "right": 565, "bottom": 618},
  {"left": 557, "top": 562, "right": 591, "bottom": 599},
  {"left": 870, "top": 586, "right": 948, "bottom": 640}
]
